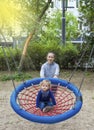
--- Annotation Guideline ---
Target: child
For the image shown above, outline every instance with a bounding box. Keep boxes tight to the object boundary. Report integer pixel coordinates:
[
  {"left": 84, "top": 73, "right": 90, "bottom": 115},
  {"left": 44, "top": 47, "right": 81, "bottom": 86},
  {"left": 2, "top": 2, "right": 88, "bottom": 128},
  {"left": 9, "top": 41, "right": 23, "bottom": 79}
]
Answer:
[
  {"left": 36, "top": 79, "right": 56, "bottom": 112},
  {"left": 40, "top": 52, "right": 60, "bottom": 78}
]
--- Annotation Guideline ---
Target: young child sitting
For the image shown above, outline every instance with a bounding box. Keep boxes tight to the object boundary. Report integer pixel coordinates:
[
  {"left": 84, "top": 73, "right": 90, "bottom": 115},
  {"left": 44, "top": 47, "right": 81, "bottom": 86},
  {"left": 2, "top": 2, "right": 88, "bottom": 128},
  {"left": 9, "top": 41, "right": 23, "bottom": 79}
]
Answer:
[{"left": 36, "top": 79, "right": 56, "bottom": 112}]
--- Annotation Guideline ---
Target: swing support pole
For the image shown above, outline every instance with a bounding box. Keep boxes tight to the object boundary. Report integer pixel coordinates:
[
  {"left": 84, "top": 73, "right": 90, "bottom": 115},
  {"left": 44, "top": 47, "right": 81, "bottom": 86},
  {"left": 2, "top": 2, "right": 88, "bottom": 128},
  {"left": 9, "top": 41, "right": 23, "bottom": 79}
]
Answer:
[{"left": 62, "top": 0, "right": 66, "bottom": 45}]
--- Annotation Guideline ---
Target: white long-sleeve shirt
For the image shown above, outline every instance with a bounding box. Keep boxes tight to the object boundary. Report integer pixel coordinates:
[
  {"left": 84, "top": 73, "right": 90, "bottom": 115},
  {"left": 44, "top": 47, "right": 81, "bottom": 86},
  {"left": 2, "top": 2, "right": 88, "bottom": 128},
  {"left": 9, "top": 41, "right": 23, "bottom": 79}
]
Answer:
[{"left": 40, "top": 62, "right": 60, "bottom": 78}]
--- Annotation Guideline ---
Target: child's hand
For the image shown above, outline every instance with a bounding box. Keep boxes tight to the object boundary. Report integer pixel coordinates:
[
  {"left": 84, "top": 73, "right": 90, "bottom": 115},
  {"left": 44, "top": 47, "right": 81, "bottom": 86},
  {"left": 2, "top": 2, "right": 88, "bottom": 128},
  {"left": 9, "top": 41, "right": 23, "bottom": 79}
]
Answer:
[{"left": 53, "top": 75, "right": 58, "bottom": 78}]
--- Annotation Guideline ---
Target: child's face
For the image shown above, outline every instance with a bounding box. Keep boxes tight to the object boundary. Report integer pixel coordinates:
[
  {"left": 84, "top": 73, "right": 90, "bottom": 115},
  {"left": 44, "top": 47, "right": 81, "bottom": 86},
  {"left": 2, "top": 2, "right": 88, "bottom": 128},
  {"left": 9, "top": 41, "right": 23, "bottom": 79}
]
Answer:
[
  {"left": 41, "top": 83, "right": 50, "bottom": 92},
  {"left": 47, "top": 53, "right": 55, "bottom": 64}
]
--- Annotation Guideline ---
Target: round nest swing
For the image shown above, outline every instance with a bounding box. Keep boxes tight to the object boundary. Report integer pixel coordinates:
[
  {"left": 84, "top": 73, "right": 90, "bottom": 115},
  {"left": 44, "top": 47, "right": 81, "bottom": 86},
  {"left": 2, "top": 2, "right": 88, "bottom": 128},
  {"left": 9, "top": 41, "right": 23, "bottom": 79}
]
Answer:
[{"left": 10, "top": 78, "right": 83, "bottom": 124}]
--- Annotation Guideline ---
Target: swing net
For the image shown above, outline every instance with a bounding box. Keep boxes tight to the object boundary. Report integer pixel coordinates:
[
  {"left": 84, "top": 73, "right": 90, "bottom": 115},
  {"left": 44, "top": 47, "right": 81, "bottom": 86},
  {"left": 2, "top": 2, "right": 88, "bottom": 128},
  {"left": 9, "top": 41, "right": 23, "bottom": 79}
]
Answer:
[{"left": 18, "top": 83, "right": 76, "bottom": 116}]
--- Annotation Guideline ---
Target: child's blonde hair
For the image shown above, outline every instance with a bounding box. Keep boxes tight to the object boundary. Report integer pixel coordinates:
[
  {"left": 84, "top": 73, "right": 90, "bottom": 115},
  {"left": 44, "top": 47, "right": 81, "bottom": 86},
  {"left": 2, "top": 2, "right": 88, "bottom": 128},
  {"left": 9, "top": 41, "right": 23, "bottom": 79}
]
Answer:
[{"left": 40, "top": 80, "right": 51, "bottom": 89}]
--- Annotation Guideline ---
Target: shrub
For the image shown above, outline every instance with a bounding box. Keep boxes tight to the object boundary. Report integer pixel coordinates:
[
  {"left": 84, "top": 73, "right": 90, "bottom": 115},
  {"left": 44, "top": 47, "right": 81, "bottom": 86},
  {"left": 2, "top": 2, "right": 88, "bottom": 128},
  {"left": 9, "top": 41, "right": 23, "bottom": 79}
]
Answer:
[
  {"left": 58, "top": 43, "right": 79, "bottom": 69},
  {"left": 0, "top": 42, "right": 79, "bottom": 71},
  {"left": 27, "top": 42, "right": 79, "bottom": 70},
  {"left": 0, "top": 47, "right": 21, "bottom": 71}
]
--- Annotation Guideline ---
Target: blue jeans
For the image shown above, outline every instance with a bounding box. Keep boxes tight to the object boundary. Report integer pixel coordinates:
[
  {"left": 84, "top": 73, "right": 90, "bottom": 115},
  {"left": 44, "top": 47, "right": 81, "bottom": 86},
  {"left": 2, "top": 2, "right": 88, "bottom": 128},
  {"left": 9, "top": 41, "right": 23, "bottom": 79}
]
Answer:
[{"left": 39, "top": 101, "right": 53, "bottom": 110}]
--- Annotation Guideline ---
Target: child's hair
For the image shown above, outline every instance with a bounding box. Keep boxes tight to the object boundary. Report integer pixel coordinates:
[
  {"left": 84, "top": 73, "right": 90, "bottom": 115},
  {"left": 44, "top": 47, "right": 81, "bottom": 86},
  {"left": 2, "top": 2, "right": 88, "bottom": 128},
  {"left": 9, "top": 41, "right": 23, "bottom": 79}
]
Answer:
[{"left": 39, "top": 80, "right": 51, "bottom": 89}]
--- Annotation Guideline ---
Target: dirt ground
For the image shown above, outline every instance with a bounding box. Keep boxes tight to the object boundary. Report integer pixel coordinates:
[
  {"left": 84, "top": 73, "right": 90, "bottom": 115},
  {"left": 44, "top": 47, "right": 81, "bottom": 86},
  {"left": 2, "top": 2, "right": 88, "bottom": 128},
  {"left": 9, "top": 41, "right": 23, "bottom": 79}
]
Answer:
[{"left": 0, "top": 71, "right": 94, "bottom": 130}]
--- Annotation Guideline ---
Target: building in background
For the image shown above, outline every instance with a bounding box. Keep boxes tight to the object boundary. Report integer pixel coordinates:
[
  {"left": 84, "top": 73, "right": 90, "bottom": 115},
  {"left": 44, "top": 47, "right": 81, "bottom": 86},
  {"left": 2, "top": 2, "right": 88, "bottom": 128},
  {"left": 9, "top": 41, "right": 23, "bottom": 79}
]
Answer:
[{"left": 52, "top": 0, "right": 79, "bottom": 16}]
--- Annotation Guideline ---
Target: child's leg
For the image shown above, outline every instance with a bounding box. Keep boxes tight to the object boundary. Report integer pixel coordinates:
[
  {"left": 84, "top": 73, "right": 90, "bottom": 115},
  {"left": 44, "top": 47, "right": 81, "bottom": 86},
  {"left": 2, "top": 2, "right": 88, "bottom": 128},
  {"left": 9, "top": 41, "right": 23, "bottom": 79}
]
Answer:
[
  {"left": 43, "top": 102, "right": 53, "bottom": 112},
  {"left": 39, "top": 102, "right": 45, "bottom": 111},
  {"left": 47, "top": 101, "right": 54, "bottom": 107}
]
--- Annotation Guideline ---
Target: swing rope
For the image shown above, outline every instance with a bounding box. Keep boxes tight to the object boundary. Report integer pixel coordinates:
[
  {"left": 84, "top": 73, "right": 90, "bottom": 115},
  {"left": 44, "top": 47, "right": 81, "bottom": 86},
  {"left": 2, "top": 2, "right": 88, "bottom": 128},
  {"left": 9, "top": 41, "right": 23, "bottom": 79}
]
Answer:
[
  {"left": 78, "top": 44, "right": 94, "bottom": 93},
  {"left": 68, "top": 43, "right": 89, "bottom": 82},
  {"left": 64, "top": 43, "right": 94, "bottom": 99},
  {"left": 0, "top": 29, "right": 18, "bottom": 68},
  {"left": 1, "top": 45, "right": 16, "bottom": 90}
]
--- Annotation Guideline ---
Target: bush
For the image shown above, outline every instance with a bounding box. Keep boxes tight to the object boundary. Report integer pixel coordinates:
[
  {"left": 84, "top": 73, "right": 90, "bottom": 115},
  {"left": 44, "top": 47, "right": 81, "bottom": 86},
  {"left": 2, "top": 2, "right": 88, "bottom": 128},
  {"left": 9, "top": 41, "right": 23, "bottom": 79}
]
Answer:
[
  {"left": 0, "top": 47, "right": 21, "bottom": 71},
  {"left": 0, "top": 42, "right": 79, "bottom": 71},
  {"left": 27, "top": 42, "right": 79, "bottom": 70},
  {"left": 58, "top": 43, "right": 79, "bottom": 69}
]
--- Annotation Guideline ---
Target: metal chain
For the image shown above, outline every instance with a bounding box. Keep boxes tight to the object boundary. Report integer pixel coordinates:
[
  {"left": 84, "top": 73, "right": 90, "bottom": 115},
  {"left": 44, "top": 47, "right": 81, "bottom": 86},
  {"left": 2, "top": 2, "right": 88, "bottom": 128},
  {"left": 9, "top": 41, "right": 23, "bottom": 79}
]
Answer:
[
  {"left": 68, "top": 43, "right": 89, "bottom": 82},
  {"left": 78, "top": 44, "right": 94, "bottom": 93},
  {"left": 1, "top": 46, "right": 16, "bottom": 90}
]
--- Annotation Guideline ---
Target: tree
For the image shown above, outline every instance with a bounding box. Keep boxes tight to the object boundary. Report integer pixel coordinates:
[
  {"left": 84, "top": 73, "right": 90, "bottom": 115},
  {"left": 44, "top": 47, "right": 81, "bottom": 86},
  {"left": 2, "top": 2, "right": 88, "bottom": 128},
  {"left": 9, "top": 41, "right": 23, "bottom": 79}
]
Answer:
[
  {"left": 79, "top": 0, "right": 94, "bottom": 45},
  {"left": 0, "top": 0, "right": 49, "bottom": 39},
  {"left": 38, "top": 10, "right": 80, "bottom": 44},
  {"left": 14, "top": 0, "right": 52, "bottom": 34},
  {"left": 0, "top": 0, "right": 53, "bottom": 70},
  {"left": 18, "top": 0, "right": 52, "bottom": 70}
]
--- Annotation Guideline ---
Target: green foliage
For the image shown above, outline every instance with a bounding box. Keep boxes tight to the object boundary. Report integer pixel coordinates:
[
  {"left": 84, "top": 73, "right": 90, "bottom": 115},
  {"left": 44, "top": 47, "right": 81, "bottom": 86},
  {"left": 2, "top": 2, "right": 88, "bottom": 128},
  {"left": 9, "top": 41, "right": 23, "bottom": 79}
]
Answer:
[
  {"left": 0, "top": 47, "right": 7, "bottom": 70},
  {"left": 66, "top": 12, "right": 80, "bottom": 40},
  {"left": 79, "top": 0, "right": 94, "bottom": 45},
  {"left": 27, "top": 42, "right": 79, "bottom": 70},
  {"left": 0, "top": 72, "right": 32, "bottom": 81},
  {"left": 78, "top": 43, "right": 94, "bottom": 66},
  {"left": 0, "top": 42, "right": 79, "bottom": 71},
  {"left": 0, "top": 0, "right": 50, "bottom": 39},
  {"left": 0, "top": 47, "right": 21, "bottom": 71},
  {"left": 58, "top": 42, "right": 79, "bottom": 69},
  {"left": 27, "top": 43, "right": 46, "bottom": 70},
  {"left": 39, "top": 10, "right": 80, "bottom": 44}
]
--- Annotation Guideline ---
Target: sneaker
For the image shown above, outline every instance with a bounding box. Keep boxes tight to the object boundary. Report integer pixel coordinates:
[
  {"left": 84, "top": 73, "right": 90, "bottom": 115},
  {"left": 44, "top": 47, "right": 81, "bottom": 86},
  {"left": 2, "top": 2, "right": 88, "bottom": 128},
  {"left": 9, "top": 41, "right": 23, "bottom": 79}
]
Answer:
[{"left": 43, "top": 106, "right": 53, "bottom": 112}]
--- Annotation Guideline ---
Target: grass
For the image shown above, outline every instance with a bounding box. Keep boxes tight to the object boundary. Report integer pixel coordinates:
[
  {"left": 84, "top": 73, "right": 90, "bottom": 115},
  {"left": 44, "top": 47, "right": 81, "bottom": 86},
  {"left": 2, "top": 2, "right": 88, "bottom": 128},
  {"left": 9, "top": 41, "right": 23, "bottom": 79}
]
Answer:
[
  {"left": 0, "top": 69, "right": 94, "bottom": 82},
  {"left": 0, "top": 71, "right": 40, "bottom": 81}
]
